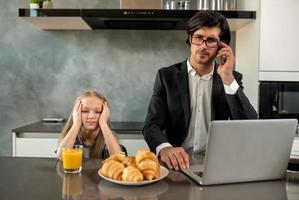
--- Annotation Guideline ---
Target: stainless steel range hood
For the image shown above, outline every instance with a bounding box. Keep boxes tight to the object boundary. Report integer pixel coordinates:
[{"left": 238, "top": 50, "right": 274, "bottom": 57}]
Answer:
[{"left": 18, "top": 9, "right": 256, "bottom": 31}]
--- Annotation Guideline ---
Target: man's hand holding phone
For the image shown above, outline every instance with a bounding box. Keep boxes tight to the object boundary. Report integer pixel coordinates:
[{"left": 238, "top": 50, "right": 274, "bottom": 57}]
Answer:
[{"left": 217, "top": 42, "right": 235, "bottom": 85}]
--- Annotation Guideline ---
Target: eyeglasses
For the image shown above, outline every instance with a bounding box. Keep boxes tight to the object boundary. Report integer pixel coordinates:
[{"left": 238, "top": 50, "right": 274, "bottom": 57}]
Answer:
[{"left": 190, "top": 36, "right": 220, "bottom": 48}]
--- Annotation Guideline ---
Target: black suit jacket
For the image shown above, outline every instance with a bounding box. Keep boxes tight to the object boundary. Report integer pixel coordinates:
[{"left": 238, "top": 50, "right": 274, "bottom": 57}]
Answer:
[{"left": 143, "top": 61, "right": 258, "bottom": 152}]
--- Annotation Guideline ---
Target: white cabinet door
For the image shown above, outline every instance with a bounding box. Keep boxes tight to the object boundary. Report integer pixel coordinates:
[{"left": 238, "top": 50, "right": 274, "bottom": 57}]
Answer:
[
  {"left": 291, "top": 137, "right": 299, "bottom": 157},
  {"left": 259, "top": 0, "right": 299, "bottom": 81},
  {"left": 13, "top": 130, "right": 149, "bottom": 158},
  {"left": 16, "top": 138, "right": 59, "bottom": 158},
  {"left": 15, "top": 138, "right": 149, "bottom": 157}
]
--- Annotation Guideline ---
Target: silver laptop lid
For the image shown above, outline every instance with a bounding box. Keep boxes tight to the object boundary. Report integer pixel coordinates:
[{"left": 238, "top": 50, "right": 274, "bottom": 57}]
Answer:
[{"left": 200, "top": 119, "right": 297, "bottom": 185}]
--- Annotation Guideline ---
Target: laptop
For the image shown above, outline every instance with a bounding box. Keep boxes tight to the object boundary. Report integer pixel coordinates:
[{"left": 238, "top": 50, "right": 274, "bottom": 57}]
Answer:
[{"left": 181, "top": 119, "right": 298, "bottom": 185}]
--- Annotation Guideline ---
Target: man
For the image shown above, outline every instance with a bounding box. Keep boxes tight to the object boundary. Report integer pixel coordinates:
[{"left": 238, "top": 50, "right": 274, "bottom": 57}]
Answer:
[{"left": 143, "top": 11, "right": 257, "bottom": 171}]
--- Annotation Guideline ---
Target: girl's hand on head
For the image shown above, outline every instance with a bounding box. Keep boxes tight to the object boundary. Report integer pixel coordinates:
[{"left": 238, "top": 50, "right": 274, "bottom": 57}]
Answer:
[
  {"left": 99, "top": 101, "right": 110, "bottom": 126},
  {"left": 72, "top": 99, "right": 82, "bottom": 126}
]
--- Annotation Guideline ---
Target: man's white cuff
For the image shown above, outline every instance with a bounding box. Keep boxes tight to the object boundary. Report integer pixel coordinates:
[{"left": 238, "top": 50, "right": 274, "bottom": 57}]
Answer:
[
  {"left": 156, "top": 143, "right": 172, "bottom": 157},
  {"left": 224, "top": 79, "right": 239, "bottom": 94}
]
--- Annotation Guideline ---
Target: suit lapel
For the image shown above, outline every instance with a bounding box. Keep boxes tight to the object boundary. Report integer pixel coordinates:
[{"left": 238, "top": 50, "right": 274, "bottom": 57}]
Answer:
[
  {"left": 211, "top": 64, "right": 223, "bottom": 119},
  {"left": 175, "top": 62, "right": 191, "bottom": 129}
]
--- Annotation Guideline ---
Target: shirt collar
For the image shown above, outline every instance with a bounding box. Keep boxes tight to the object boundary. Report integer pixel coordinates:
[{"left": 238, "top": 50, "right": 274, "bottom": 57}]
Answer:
[{"left": 187, "top": 59, "right": 214, "bottom": 80}]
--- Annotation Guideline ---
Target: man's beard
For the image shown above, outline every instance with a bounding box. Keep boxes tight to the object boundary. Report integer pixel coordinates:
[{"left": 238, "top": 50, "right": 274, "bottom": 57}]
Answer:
[{"left": 195, "top": 50, "right": 215, "bottom": 65}]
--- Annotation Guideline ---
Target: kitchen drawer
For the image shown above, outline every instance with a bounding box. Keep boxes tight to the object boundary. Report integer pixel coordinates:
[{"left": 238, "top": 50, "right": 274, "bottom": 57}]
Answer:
[
  {"left": 13, "top": 134, "right": 148, "bottom": 157},
  {"left": 15, "top": 138, "right": 59, "bottom": 158},
  {"left": 15, "top": 138, "right": 148, "bottom": 157}
]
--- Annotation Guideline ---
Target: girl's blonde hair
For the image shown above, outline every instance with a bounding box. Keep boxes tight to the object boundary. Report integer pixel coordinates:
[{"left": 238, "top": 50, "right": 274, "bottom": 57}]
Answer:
[{"left": 59, "top": 91, "right": 110, "bottom": 158}]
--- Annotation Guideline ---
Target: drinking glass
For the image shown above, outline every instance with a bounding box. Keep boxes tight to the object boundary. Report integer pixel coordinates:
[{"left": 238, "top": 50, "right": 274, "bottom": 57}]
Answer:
[
  {"left": 178, "top": 1, "right": 190, "bottom": 10},
  {"left": 62, "top": 145, "right": 83, "bottom": 174},
  {"left": 197, "top": 0, "right": 209, "bottom": 10}
]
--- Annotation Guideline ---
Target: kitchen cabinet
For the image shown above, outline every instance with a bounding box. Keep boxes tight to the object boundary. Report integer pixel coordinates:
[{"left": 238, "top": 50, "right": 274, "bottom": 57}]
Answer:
[
  {"left": 12, "top": 134, "right": 148, "bottom": 157},
  {"left": 14, "top": 135, "right": 59, "bottom": 157},
  {"left": 12, "top": 121, "right": 148, "bottom": 157},
  {"left": 259, "top": 0, "right": 299, "bottom": 81},
  {"left": 292, "top": 137, "right": 299, "bottom": 159}
]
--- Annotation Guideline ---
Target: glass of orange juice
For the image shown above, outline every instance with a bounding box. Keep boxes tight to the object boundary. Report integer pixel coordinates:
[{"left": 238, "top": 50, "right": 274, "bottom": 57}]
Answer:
[{"left": 62, "top": 145, "right": 83, "bottom": 174}]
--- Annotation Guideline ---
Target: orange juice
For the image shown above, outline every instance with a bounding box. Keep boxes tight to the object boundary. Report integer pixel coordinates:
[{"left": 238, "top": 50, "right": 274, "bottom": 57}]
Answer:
[{"left": 62, "top": 146, "right": 83, "bottom": 173}]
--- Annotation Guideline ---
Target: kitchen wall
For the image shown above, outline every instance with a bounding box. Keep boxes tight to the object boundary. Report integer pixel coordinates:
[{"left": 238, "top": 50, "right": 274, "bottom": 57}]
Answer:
[
  {"left": 0, "top": 0, "right": 190, "bottom": 155},
  {"left": 0, "top": 0, "right": 244, "bottom": 156},
  {"left": 236, "top": 0, "right": 259, "bottom": 112}
]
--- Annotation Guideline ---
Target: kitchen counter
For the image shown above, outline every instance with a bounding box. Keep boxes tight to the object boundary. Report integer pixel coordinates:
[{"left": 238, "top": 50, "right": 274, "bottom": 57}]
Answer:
[
  {"left": 12, "top": 121, "right": 147, "bottom": 157},
  {"left": 0, "top": 156, "right": 298, "bottom": 200},
  {"left": 12, "top": 121, "right": 144, "bottom": 135}
]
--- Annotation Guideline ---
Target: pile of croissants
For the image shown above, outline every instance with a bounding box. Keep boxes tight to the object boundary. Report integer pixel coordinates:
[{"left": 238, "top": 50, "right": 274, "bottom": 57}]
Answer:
[{"left": 99, "top": 150, "right": 161, "bottom": 182}]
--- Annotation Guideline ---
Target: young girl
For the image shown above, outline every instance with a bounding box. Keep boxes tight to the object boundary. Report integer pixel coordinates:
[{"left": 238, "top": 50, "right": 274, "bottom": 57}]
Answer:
[{"left": 57, "top": 91, "right": 123, "bottom": 160}]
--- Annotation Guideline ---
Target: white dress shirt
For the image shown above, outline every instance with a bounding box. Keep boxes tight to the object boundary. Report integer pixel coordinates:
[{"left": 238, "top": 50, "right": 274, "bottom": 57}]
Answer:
[{"left": 182, "top": 60, "right": 213, "bottom": 153}]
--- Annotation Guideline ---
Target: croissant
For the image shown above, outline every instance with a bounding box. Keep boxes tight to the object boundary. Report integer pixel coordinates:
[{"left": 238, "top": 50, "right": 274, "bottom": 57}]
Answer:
[
  {"left": 122, "top": 156, "right": 136, "bottom": 167},
  {"left": 136, "top": 150, "right": 160, "bottom": 180},
  {"left": 136, "top": 150, "right": 159, "bottom": 165},
  {"left": 100, "top": 150, "right": 161, "bottom": 182},
  {"left": 137, "top": 158, "right": 160, "bottom": 180},
  {"left": 104, "top": 152, "right": 126, "bottom": 163},
  {"left": 100, "top": 159, "right": 125, "bottom": 180},
  {"left": 122, "top": 166, "right": 144, "bottom": 182}
]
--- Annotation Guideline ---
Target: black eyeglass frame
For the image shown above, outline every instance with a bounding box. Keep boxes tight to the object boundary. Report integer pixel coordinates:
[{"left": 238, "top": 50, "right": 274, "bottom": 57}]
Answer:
[{"left": 190, "top": 36, "right": 220, "bottom": 48}]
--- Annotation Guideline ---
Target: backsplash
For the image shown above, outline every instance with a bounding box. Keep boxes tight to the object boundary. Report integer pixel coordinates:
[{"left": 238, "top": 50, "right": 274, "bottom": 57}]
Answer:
[{"left": 0, "top": 0, "right": 189, "bottom": 155}]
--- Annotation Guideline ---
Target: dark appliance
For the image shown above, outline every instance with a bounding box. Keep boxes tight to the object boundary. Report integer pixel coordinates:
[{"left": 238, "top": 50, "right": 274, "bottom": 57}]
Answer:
[{"left": 259, "top": 81, "right": 299, "bottom": 121}]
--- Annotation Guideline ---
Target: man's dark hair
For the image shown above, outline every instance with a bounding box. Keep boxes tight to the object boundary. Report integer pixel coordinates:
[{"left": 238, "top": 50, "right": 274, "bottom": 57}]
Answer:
[{"left": 186, "top": 11, "right": 231, "bottom": 45}]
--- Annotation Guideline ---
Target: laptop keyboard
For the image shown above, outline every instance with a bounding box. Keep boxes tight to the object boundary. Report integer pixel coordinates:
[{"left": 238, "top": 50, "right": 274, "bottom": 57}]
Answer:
[{"left": 194, "top": 171, "right": 203, "bottom": 177}]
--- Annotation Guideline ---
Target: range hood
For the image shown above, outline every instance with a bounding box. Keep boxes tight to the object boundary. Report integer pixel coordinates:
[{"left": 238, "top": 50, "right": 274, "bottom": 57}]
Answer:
[
  {"left": 18, "top": 9, "right": 256, "bottom": 31},
  {"left": 82, "top": 9, "right": 196, "bottom": 30}
]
